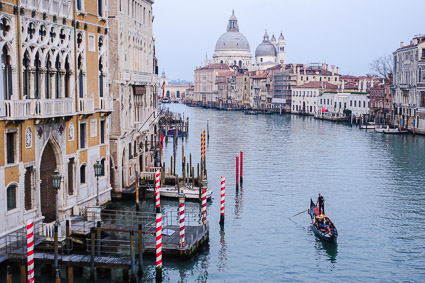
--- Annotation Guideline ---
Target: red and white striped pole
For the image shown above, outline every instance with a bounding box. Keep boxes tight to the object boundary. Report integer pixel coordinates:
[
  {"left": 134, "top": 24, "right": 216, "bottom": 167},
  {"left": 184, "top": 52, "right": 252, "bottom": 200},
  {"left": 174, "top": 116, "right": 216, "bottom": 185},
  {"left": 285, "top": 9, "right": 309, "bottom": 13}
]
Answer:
[
  {"left": 155, "top": 208, "right": 162, "bottom": 281},
  {"left": 236, "top": 154, "right": 239, "bottom": 190},
  {"left": 201, "top": 180, "right": 207, "bottom": 227},
  {"left": 220, "top": 177, "right": 225, "bottom": 225},
  {"left": 240, "top": 149, "right": 243, "bottom": 185},
  {"left": 179, "top": 192, "right": 186, "bottom": 247},
  {"left": 155, "top": 169, "right": 160, "bottom": 209},
  {"left": 27, "top": 219, "right": 35, "bottom": 283}
]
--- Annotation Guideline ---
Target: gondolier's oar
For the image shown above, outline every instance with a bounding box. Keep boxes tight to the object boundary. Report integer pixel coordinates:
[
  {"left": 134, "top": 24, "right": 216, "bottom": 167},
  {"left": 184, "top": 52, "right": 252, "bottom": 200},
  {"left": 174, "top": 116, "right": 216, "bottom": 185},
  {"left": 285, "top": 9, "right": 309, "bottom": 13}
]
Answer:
[{"left": 288, "top": 209, "right": 308, "bottom": 219}]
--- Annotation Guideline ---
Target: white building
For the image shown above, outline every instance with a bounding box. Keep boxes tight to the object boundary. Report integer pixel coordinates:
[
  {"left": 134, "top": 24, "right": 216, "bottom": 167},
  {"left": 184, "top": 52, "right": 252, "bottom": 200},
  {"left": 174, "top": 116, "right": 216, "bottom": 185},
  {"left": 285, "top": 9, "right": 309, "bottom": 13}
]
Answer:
[
  {"left": 254, "top": 31, "right": 285, "bottom": 70},
  {"left": 291, "top": 82, "right": 337, "bottom": 115},
  {"left": 317, "top": 91, "right": 370, "bottom": 117},
  {"left": 213, "top": 11, "right": 252, "bottom": 68}
]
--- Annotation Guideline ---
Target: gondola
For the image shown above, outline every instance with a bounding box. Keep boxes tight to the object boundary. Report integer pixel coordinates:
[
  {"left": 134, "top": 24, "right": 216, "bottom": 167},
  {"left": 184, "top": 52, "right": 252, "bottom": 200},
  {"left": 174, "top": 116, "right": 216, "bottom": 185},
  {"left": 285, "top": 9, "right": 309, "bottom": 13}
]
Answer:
[{"left": 308, "top": 199, "right": 338, "bottom": 243}]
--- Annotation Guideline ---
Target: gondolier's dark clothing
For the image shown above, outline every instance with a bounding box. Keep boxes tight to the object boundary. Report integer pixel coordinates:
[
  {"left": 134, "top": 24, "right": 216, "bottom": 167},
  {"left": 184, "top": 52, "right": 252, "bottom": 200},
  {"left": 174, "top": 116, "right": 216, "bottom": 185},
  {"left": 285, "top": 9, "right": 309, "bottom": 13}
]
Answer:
[{"left": 317, "top": 196, "right": 325, "bottom": 215}]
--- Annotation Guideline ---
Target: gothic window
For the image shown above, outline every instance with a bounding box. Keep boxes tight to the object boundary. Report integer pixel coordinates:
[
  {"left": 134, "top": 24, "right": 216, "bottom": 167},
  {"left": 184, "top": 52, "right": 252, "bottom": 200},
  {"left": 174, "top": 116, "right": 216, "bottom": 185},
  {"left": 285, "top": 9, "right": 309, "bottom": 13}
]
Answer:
[
  {"left": 68, "top": 158, "right": 75, "bottom": 195},
  {"left": 55, "top": 56, "right": 60, "bottom": 99},
  {"left": 24, "top": 167, "right": 33, "bottom": 210},
  {"left": 99, "top": 58, "right": 104, "bottom": 97},
  {"left": 45, "top": 53, "right": 51, "bottom": 99},
  {"left": 98, "top": 0, "right": 103, "bottom": 17},
  {"left": 77, "top": 0, "right": 83, "bottom": 11},
  {"left": 7, "top": 184, "right": 17, "bottom": 211},
  {"left": 100, "top": 158, "right": 105, "bottom": 176},
  {"left": 1, "top": 45, "right": 12, "bottom": 100},
  {"left": 78, "top": 55, "right": 84, "bottom": 98},
  {"left": 65, "top": 56, "right": 70, "bottom": 98},
  {"left": 34, "top": 52, "right": 41, "bottom": 99},
  {"left": 23, "top": 51, "right": 30, "bottom": 97},
  {"left": 6, "top": 131, "right": 16, "bottom": 164}
]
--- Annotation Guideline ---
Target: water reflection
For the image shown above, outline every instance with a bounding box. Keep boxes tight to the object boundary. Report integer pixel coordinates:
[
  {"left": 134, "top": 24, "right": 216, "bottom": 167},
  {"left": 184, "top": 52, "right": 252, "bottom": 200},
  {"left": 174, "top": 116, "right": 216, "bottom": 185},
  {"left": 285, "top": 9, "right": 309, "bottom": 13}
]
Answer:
[
  {"left": 312, "top": 228, "right": 338, "bottom": 265},
  {"left": 217, "top": 225, "right": 227, "bottom": 272},
  {"left": 234, "top": 187, "right": 244, "bottom": 220}
]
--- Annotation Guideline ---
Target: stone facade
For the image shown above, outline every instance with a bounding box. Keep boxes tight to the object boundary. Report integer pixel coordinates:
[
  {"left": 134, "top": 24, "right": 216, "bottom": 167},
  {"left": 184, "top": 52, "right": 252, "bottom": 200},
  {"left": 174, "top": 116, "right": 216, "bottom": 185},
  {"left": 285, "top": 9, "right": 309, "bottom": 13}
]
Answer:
[
  {"left": 0, "top": 0, "right": 112, "bottom": 238},
  {"left": 108, "top": 0, "right": 159, "bottom": 193}
]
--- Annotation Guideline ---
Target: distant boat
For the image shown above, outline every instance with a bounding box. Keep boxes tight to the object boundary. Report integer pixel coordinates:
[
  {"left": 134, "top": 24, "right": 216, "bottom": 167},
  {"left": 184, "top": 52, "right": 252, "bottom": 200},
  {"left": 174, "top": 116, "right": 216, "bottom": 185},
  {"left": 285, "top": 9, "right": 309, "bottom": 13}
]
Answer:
[
  {"left": 360, "top": 122, "right": 376, "bottom": 129},
  {"left": 244, "top": 110, "right": 258, "bottom": 115},
  {"left": 375, "top": 126, "right": 408, "bottom": 134},
  {"left": 308, "top": 199, "right": 338, "bottom": 243},
  {"left": 161, "top": 97, "right": 170, "bottom": 103}
]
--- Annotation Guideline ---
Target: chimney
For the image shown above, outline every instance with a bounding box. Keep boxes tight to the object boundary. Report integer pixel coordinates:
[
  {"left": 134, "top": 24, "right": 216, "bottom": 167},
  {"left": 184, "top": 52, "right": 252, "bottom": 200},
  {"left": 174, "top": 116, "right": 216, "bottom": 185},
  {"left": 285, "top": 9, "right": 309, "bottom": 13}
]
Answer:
[
  {"left": 303, "top": 64, "right": 306, "bottom": 75},
  {"left": 413, "top": 38, "right": 418, "bottom": 45},
  {"left": 400, "top": 41, "right": 404, "bottom": 48},
  {"left": 336, "top": 66, "right": 339, "bottom": 74},
  {"left": 331, "top": 65, "right": 335, "bottom": 76}
]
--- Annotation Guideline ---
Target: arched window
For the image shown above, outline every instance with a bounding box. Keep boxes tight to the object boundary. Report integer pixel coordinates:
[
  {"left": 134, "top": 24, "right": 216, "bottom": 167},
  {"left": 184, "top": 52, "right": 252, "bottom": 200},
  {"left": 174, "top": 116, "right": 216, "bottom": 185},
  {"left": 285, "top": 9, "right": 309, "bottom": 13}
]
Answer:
[
  {"left": 99, "top": 58, "right": 103, "bottom": 97},
  {"left": 78, "top": 55, "right": 84, "bottom": 98},
  {"left": 35, "top": 52, "right": 41, "bottom": 99},
  {"left": 7, "top": 184, "right": 17, "bottom": 211},
  {"left": 55, "top": 56, "right": 61, "bottom": 99},
  {"left": 80, "top": 164, "right": 86, "bottom": 184},
  {"left": 45, "top": 54, "right": 51, "bottom": 99},
  {"left": 23, "top": 51, "right": 30, "bottom": 98},
  {"left": 100, "top": 158, "right": 105, "bottom": 176},
  {"left": 176, "top": 90, "right": 180, "bottom": 98},
  {"left": 1, "top": 45, "right": 12, "bottom": 100},
  {"left": 65, "top": 56, "right": 70, "bottom": 97},
  {"left": 166, "top": 90, "right": 170, "bottom": 98}
]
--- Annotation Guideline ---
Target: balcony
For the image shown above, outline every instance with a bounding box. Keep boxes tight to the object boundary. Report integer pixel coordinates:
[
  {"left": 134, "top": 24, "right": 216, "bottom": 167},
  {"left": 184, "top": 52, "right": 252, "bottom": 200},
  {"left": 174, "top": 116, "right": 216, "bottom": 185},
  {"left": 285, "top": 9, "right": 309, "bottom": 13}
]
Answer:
[
  {"left": 3, "top": 98, "right": 75, "bottom": 120},
  {"left": 34, "top": 98, "right": 75, "bottom": 118},
  {"left": 99, "top": 97, "right": 113, "bottom": 112},
  {"left": 3, "top": 100, "right": 33, "bottom": 120},
  {"left": 78, "top": 97, "right": 95, "bottom": 114}
]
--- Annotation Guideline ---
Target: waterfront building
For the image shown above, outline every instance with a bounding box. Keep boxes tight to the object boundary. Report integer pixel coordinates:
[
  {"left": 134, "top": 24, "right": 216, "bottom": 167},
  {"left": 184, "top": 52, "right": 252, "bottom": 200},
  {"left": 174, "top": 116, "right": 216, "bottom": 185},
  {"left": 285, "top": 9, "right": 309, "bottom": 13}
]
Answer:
[
  {"left": 160, "top": 71, "right": 191, "bottom": 102},
  {"left": 272, "top": 71, "right": 297, "bottom": 112},
  {"left": 250, "top": 72, "right": 268, "bottom": 109},
  {"left": 0, "top": 0, "right": 112, "bottom": 238},
  {"left": 369, "top": 77, "right": 393, "bottom": 125},
  {"left": 285, "top": 63, "right": 341, "bottom": 86},
  {"left": 393, "top": 35, "right": 425, "bottom": 132},
  {"left": 193, "top": 63, "right": 231, "bottom": 105},
  {"left": 317, "top": 91, "right": 370, "bottom": 118},
  {"left": 108, "top": 0, "right": 159, "bottom": 195},
  {"left": 235, "top": 72, "right": 251, "bottom": 107},
  {"left": 291, "top": 82, "right": 338, "bottom": 115},
  {"left": 213, "top": 11, "right": 252, "bottom": 68}
]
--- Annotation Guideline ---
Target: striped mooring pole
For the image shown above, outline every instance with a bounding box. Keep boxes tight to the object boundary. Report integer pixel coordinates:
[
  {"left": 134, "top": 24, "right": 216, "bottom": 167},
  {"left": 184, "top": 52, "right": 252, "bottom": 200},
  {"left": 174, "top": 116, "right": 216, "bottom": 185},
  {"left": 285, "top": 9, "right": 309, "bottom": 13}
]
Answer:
[
  {"left": 155, "top": 169, "right": 160, "bottom": 208},
  {"left": 220, "top": 176, "right": 225, "bottom": 225},
  {"left": 27, "top": 219, "right": 35, "bottom": 283},
  {"left": 179, "top": 192, "right": 186, "bottom": 247},
  {"left": 201, "top": 178, "right": 207, "bottom": 227},
  {"left": 155, "top": 194, "right": 162, "bottom": 281},
  {"left": 240, "top": 149, "right": 243, "bottom": 185},
  {"left": 236, "top": 154, "right": 239, "bottom": 190}
]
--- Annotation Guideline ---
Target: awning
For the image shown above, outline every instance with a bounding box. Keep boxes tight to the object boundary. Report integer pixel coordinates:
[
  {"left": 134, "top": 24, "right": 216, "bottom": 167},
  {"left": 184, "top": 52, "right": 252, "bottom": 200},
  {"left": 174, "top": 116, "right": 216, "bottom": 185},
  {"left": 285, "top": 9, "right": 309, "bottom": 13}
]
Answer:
[{"left": 134, "top": 85, "right": 146, "bottom": 95}]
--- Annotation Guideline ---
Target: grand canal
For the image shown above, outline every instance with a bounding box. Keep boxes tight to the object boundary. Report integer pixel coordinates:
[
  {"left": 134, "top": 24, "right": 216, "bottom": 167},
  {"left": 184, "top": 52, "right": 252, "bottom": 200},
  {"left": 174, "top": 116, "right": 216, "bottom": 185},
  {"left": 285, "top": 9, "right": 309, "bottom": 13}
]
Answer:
[{"left": 21, "top": 104, "right": 425, "bottom": 282}]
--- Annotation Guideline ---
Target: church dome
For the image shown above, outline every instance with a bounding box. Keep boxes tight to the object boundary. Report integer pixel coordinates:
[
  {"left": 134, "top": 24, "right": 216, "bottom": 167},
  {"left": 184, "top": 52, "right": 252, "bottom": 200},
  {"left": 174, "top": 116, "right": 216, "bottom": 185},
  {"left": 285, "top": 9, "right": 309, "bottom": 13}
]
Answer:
[
  {"left": 214, "top": 11, "right": 250, "bottom": 52},
  {"left": 215, "top": 32, "right": 250, "bottom": 51},
  {"left": 255, "top": 31, "right": 277, "bottom": 57}
]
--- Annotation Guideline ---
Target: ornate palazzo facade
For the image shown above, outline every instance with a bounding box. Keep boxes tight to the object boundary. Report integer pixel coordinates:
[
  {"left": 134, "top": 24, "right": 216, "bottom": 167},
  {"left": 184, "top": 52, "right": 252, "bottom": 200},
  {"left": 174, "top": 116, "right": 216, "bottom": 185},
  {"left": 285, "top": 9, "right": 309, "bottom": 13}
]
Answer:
[
  {"left": 0, "top": 0, "right": 112, "bottom": 237},
  {"left": 108, "top": 0, "right": 158, "bottom": 195}
]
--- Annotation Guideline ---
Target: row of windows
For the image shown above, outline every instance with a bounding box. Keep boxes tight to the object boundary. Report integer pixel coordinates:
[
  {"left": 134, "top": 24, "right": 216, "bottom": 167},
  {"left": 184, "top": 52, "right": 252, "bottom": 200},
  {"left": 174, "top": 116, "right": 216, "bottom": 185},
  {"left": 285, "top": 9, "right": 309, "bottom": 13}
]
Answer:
[
  {"left": 77, "top": 0, "right": 106, "bottom": 18},
  {"left": 119, "top": 0, "right": 152, "bottom": 26},
  {"left": 79, "top": 120, "right": 106, "bottom": 149},
  {"left": 300, "top": 76, "right": 338, "bottom": 82},
  {"left": 320, "top": 99, "right": 367, "bottom": 108},
  {"left": 292, "top": 90, "right": 318, "bottom": 97}
]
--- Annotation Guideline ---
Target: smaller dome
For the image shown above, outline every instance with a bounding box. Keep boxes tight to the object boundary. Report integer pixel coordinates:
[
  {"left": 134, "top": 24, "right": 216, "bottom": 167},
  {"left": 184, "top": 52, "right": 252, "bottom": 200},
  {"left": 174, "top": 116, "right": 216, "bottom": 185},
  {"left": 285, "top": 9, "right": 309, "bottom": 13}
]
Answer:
[
  {"left": 229, "top": 10, "right": 237, "bottom": 21},
  {"left": 255, "top": 31, "right": 277, "bottom": 57}
]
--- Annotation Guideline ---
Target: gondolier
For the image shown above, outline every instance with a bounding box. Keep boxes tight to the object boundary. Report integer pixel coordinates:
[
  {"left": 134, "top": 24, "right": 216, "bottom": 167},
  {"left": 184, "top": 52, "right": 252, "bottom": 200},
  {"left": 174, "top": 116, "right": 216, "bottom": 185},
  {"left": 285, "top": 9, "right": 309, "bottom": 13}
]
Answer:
[{"left": 317, "top": 193, "right": 325, "bottom": 215}]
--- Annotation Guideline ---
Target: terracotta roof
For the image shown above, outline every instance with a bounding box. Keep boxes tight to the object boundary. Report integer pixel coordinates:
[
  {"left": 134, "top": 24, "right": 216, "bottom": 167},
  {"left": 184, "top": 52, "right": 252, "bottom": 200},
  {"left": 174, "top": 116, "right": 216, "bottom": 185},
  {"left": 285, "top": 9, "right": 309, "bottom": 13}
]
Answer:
[
  {"left": 251, "top": 73, "right": 268, "bottom": 79},
  {"left": 196, "top": 63, "right": 231, "bottom": 71},
  {"left": 293, "top": 81, "right": 338, "bottom": 89}
]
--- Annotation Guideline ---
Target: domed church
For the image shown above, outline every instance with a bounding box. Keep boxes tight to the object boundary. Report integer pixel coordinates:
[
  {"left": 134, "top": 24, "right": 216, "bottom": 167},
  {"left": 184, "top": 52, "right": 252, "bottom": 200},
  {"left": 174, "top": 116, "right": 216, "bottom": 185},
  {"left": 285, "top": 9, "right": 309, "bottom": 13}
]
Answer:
[
  {"left": 255, "top": 30, "right": 286, "bottom": 70},
  {"left": 213, "top": 11, "right": 252, "bottom": 68}
]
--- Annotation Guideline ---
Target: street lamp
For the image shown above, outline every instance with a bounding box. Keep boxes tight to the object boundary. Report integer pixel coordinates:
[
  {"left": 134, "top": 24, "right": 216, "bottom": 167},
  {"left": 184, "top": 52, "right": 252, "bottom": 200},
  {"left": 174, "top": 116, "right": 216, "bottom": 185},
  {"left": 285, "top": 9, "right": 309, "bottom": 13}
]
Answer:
[
  {"left": 93, "top": 159, "right": 103, "bottom": 206},
  {"left": 52, "top": 169, "right": 61, "bottom": 224}
]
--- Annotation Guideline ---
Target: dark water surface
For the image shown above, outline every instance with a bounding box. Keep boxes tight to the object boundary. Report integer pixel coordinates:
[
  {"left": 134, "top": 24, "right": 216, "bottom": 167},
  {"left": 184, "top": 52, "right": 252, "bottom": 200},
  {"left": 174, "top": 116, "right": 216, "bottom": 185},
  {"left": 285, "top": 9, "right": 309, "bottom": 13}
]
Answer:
[{"left": 21, "top": 104, "right": 425, "bottom": 282}]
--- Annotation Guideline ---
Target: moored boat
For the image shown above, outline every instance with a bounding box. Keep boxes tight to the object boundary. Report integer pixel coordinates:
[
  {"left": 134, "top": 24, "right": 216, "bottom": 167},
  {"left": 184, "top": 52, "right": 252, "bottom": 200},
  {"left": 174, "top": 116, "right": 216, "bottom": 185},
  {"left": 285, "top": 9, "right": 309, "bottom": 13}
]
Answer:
[
  {"left": 374, "top": 126, "right": 408, "bottom": 134},
  {"left": 308, "top": 199, "right": 338, "bottom": 243},
  {"left": 159, "top": 185, "right": 212, "bottom": 200}
]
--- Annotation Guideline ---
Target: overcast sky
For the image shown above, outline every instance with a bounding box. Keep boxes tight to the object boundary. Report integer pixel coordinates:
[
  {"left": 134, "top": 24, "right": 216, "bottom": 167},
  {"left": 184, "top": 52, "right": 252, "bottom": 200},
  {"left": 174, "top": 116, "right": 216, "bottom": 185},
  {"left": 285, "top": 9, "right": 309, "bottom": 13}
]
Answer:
[{"left": 153, "top": 0, "right": 424, "bottom": 82}]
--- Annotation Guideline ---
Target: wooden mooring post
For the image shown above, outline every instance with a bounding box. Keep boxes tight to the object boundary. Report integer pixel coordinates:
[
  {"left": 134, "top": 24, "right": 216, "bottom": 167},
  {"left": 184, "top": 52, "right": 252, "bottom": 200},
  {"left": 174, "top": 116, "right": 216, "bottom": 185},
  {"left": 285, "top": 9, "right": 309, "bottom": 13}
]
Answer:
[
  {"left": 90, "top": 227, "right": 95, "bottom": 280},
  {"left": 67, "top": 265, "right": 74, "bottom": 283},
  {"left": 138, "top": 224, "right": 143, "bottom": 276},
  {"left": 96, "top": 221, "right": 102, "bottom": 257},
  {"left": 20, "top": 258, "right": 26, "bottom": 283},
  {"left": 236, "top": 154, "right": 239, "bottom": 190},
  {"left": 66, "top": 220, "right": 71, "bottom": 255},
  {"left": 130, "top": 230, "right": 136, "bottom": 282},
  {"left": 220, "top": 176, "right": 225, "bottom": 225},
  {"left": 240, "top": 149, "right": 243, "bottom": 185},
  {"left": 54, "top": 223, "right": 59, "bottom": 270},
  {"left": 55, "top": 269, "right": 61, "bottom": 283},
  {"left": 7, "top": 265, "right": 12, "bottom": 283}
]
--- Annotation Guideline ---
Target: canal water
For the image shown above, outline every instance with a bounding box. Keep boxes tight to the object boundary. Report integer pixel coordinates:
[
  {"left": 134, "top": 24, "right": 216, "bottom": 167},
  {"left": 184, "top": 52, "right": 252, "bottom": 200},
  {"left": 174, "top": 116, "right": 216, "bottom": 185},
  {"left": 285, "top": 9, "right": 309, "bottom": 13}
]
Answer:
[{"left": 11, "top": 104, "right": 425, "bottom": 282}]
